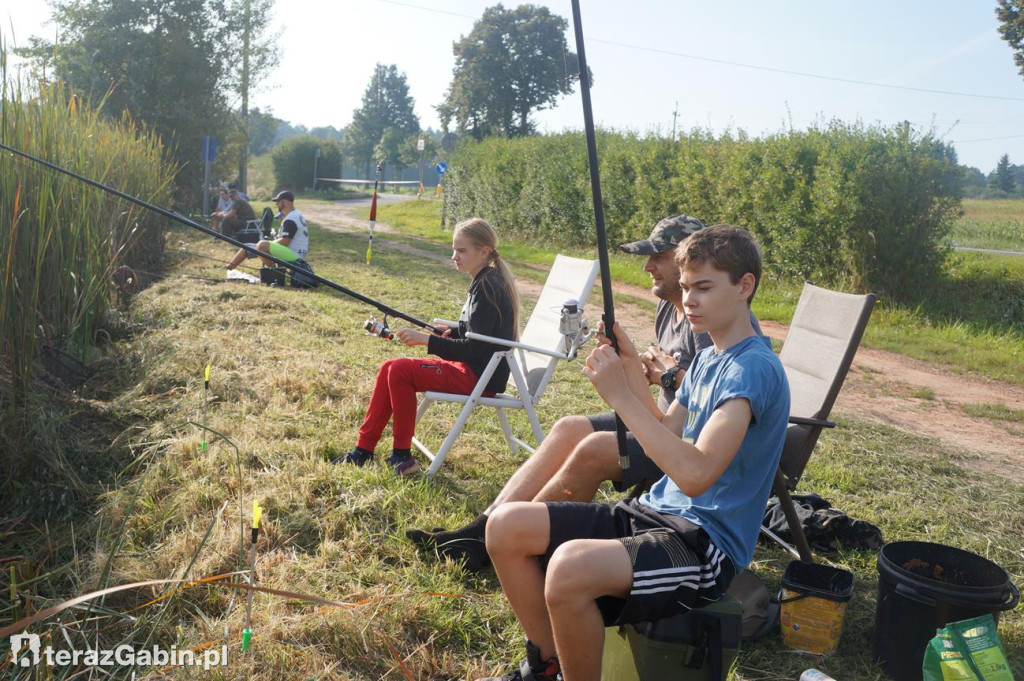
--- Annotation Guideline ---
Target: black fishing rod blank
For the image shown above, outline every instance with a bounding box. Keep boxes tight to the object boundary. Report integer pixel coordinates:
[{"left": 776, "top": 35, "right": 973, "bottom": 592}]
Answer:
[
  {"left": 569, "top": 0, "right": 631, "bottom": 470},
  {"left": 1, "top": 142, "right": 436, "bottom": 332}
]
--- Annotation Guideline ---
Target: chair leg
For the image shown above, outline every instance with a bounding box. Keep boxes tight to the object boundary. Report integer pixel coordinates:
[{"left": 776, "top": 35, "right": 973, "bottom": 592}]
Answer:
[
  {"left": 772, "top": 468, "right": 814, "bottom": 563},
  {"left": 495, "top": 408, "right": 518, "bottom": 455},
  {"left": 424, "top": 400, "right": 477, "bottom": 477}
]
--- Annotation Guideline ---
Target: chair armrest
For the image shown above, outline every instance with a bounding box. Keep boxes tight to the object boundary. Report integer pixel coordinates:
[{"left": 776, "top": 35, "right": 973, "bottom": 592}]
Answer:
[
  {"left": 464, "top": 331, "right": 569, "bottom": 360},
  {"left": 431, "top": 318, "right": 460, "bottom": 328},
  {"left": 788, "top": 415, "right": 836, "bottom": 428}
]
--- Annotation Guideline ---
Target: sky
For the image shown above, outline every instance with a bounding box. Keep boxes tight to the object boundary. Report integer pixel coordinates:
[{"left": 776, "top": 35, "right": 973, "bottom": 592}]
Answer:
[{"left": 5, "top": 0, "right": 1024, "bottom": 172}]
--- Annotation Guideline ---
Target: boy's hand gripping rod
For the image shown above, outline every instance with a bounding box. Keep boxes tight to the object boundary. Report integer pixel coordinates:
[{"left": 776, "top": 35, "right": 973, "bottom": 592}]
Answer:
[{"left": 0, "top": 142, "right": 437, "bottom": 333}]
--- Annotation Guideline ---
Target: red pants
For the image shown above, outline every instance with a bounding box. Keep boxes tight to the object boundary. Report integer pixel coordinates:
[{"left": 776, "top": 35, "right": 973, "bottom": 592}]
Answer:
[{"left": 357, "top": 357, "right": 485, "bottom": 451}]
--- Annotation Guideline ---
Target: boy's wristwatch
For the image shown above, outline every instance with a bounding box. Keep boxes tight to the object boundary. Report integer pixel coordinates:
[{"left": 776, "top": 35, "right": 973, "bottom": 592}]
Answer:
[{"left": 660, "top": 364, "right": 682, "bottom": 391}]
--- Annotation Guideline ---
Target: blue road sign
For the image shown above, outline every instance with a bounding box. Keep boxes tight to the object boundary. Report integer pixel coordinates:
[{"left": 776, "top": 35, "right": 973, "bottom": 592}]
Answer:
[
  {"left": 202, "top": 137, "right": 217, "bottom": 162},
  {"left": 435, "top": 161, "right": 448, "bottom": 175}
]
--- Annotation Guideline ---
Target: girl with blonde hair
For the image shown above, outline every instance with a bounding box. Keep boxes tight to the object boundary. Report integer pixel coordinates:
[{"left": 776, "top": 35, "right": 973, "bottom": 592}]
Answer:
[{"left": 337, "top": 218, "right": 520, "bottom": 475}]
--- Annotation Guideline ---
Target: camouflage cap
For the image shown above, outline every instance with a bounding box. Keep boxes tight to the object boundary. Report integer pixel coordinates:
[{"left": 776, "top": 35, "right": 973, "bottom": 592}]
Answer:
[{"left": 618, "top": 214, "right": 706, "bottom": 255}]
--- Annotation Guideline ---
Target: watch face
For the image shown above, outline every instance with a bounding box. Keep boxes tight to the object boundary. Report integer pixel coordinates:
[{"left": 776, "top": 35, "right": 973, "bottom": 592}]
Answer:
[{"left": 661, "top": 370, "right": 675, "bottom": 390}]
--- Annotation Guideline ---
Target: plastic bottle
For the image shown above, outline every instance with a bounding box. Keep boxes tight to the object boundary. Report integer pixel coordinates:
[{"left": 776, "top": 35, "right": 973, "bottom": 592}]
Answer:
[{"left": 800, "top": 671, "right": 837, "bottom": 681}]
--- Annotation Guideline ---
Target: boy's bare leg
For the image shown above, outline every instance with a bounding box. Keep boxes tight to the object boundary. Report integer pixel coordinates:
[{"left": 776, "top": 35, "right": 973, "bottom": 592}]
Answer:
[
  {"left": 532, "top": 431, "right": 625, "bottom": 504},
  {"left": 546, "top": 539, "right": 632, "bottom": 681},
  {"left": 486, "top": 503, "right": 557, "bottom": 656},
  {"left": 486, "top": 415, "right": 595, "bottom": 513}
]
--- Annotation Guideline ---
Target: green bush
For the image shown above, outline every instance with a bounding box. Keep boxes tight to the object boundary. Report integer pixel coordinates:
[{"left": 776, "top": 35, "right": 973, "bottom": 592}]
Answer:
[
  {"left": 443, "top": 122, "right": 961, "bottom": 298},
  {"left": 271, "top": 135, "right": 342, "bottom": 192}
]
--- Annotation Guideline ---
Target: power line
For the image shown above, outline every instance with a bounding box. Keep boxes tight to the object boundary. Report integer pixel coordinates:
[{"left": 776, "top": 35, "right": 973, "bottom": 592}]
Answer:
[
  {"left": 953, "top": 133, "right": 1024, "bottom": 144},
  {"left": 375, "top": 0, "right": 1024, "bottom": 103},
  {"left": 589, "top": 38, "right": 1024, "bottom": 103}
]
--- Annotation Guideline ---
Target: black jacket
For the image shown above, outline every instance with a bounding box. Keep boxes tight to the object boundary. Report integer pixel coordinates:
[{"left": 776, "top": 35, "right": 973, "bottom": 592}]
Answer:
[{"left": 427, "top": 267, "right": 516, "bottom": 393}]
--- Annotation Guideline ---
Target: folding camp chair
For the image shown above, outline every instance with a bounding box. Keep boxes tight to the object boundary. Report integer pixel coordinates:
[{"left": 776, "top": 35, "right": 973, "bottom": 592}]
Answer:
[
  {"left": 764, "top": 282, "right": 877, "bottom": 562},
  {"left": 411, "top": 255, "right": 600, "bottom": 477},
  {"left": 237, "top": 207, "right": 273, "bottom": 244}
]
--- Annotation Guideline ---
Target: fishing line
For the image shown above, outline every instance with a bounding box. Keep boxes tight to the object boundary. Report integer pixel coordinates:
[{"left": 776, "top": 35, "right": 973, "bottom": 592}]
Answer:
[{"left": 1, "top": 143, "right": 438, "bottom": 332}]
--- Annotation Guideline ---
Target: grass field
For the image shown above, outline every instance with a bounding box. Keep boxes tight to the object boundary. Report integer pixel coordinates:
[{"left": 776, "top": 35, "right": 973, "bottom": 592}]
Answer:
[
  {"left": 950, "top": 198, "right": 1024, "bottom": 252},
  {"left": 3, "top": 217, "right": 1020, "bottom": 680}
]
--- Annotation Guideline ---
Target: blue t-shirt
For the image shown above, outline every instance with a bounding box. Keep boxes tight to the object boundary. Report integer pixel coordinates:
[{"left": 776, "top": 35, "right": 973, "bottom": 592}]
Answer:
[{"left": 639, "top": 334, "right": 790, "bottom": 570}]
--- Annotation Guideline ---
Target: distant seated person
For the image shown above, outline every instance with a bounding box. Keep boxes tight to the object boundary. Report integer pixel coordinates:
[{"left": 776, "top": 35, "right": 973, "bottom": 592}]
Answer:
[
  {"left": 217, "top": 188, "right": 256, "bottom": 237},
  {"left": 210, "top": 186, "right": 232, "bottom": 233},
  {"left": 226, "top": 190, "right": 309, "bottom": 272},
  {"left": 227, "top": 181, "right": 250, "bottom": 201}
]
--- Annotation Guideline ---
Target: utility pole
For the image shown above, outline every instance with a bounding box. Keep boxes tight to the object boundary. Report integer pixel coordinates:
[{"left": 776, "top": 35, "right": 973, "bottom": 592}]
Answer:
[{"left": 671, "top": 101, "right": 679, "bottom": 141}]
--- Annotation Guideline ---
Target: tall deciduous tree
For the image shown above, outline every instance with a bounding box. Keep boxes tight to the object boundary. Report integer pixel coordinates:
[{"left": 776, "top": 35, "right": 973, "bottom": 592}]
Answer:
[
  {"left": 997, "top": 1, "right": 1024, "bottom": 76},
  {"left": 20, "top": 0, "right": 233, "bottom": 200},
  {"left": 224, "top": 0, "right": 280, "bottom": 193},
  {"left": 437, "top": 4, "right": 583, "bottom": 139},
  {"left": 344, "top": 64, "right": 420, "bottom": 178}
]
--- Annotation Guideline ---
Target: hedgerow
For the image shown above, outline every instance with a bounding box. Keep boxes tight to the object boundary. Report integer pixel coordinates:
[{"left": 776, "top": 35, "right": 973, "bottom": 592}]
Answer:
[{"left": 443, "top": 121, "right": 961, "bottom": 298}]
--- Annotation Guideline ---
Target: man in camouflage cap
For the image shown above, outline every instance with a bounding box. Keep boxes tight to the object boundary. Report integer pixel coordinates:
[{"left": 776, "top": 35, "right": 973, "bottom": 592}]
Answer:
[
  {"left": 408, "top": 213, "right": 739, "bottom": 572},
  {"left": 618, "top": 214, "right": 706, "bottom": 256}
]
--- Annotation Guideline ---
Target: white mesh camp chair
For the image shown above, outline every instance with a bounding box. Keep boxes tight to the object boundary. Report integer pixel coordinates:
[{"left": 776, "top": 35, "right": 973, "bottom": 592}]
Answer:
[{"left": 411, "top": 255, "right": 600, "bottom": 477}]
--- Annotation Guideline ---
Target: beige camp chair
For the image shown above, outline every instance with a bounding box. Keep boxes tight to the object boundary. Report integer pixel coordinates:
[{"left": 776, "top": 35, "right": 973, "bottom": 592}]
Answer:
[
  {"left": 764, "top": 282, "right": 877, "bottom": 562},
  {"left": 411, "top": 254, "right": 600, "bottom": 477}
]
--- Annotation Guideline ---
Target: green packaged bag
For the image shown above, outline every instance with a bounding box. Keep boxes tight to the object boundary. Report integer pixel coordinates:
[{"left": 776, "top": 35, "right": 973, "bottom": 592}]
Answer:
[{"left": 921, "top": 614, "right": 1013, "bottom": 681}]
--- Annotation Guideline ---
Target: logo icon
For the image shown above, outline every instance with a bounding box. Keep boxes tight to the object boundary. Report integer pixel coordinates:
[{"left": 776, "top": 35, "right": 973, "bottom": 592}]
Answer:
[{"left": 10, "top": 633, "right": 41, "bottom": 667}]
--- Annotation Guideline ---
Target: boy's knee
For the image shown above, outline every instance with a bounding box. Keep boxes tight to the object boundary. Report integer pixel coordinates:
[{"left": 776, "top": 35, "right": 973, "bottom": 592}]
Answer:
[
  {"left": 550, "top": 414, "right": 594, "bottom": 441},
  {"left": 544, "top": 543, "right": 590, "bottom": 606},
  {"left": 565, "top": 433, "right": 621, "bottom": 477},
  {"left": 486, "top": 502, "right": 539, "bottom": 555}
]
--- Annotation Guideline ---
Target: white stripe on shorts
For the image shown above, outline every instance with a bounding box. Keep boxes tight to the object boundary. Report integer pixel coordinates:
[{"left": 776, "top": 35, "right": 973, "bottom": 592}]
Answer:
[{"left": 630, "top": 542, "right": 727, "bottom": 596}]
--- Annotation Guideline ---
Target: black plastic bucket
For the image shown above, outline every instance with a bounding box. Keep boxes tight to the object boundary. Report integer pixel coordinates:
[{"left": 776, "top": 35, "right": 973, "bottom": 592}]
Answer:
[{"left": 873, "top": 541, "right": 1019, "bottom": 681}]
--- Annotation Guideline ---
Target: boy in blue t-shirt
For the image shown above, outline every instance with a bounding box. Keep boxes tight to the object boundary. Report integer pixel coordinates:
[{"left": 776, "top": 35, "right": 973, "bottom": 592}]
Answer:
[{"left": 480, "top": 225, "right": 790, "bottom": 681}]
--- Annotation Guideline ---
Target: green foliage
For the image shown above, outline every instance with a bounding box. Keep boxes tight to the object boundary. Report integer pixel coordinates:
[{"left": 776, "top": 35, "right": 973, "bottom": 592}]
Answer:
[
  {"left": 437, "top": 3, "right": 582, "bottom": 139},
  {"left": 991, "top": 153, "right": 1017, "bottom": 194},
  {"left": 1, "top": 47, "right": 173, "bottom": 480},
  {"left": 16, "top": 0, "right": 234, "bottom": 204},
  {"left": 443, "top": 121, "right": 962, "bottom": 299},
  {"left": 271, "top": 135, "right": 341, "bottom": 191},
  {"left": 997, "top": 0, "right": 1024, "bottom": 77},
  {"left": 343, "top": 64, "right": 420, "bottom": 178}
]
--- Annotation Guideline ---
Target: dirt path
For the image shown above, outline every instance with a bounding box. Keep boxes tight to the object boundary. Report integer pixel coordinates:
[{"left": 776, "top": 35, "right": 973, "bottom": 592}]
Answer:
[{"left": 304, "top": 201, "right": 1024, "bottom": 483}]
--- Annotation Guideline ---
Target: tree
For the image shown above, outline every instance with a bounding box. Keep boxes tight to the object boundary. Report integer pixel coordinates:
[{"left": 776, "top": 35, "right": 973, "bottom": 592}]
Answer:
[
  {"left": 373, "top": 126, "right": 407, "bottom": 181},
  {"left": 271, "top": 136, "right": 341, "bottom": 191},
  {"left": 997, "top": 1, "right": 1024, "bottom": 76},
  {"left": 990, "top": 153, "right": 1016, "bottom": 193},
  {"left": 345, "top": 64, "right": 420, "bottom": 177},
  {"left": 19, "top": 0, "right": 234, "bottom": 202},
  {"left": 437, "top": 4, "right": 583, "bottom": 139},
  {"left": 224, "top": 0, "right": 280, "bottom": 192},
  {"left": 248, "top": 107, "right": 282, "bottom": 155}
]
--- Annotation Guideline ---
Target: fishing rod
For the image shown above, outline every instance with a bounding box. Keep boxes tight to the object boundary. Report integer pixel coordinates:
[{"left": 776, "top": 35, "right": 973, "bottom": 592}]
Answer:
[
  {"left": 569, "top": 0, "right": 631, "bottom": 470},
  {"left": 1, "top": 142, "right": 438, "bottom": 333}
]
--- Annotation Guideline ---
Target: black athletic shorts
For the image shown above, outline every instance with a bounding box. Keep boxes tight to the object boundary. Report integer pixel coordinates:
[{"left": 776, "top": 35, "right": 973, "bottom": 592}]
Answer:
[
  {"left": 587, "top": 412, "right": 664, "bottom": 491},
  {"left": 542, "top": 499, "right": 734, "bottom": 625}
]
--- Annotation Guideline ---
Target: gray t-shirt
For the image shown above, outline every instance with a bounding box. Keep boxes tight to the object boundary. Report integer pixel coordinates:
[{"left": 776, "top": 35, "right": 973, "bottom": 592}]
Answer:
[{"left": 653, "top": 299, "right": 763, "bottom": 412}]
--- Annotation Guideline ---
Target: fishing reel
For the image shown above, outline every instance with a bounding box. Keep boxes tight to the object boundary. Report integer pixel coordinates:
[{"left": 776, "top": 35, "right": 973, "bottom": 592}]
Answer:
[
  {"left": 559, "top": 299, "right": 594, "bottom": 359},
  {"left": 363, "top": 316, "right": 394, "bottom": 340}
]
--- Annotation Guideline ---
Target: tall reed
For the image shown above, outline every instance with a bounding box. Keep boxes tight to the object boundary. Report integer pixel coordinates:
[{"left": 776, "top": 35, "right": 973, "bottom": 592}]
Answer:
[{"left": 1, "top": 42, "right": 173, "bottom": 418}]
